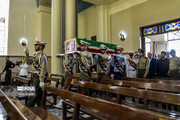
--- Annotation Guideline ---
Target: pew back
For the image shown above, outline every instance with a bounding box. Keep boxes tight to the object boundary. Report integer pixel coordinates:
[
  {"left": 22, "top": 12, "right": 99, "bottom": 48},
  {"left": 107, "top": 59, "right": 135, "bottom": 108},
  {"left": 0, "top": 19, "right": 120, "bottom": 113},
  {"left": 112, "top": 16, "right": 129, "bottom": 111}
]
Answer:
[
  {"left": 43, "top": 85, "right": 175, "bottom": 120},
  {"left": 122, "top": 77, "right": 180, "bottom": 84},
  {"left": 104, "top": 79, "right": 180, "bottom": 93}
]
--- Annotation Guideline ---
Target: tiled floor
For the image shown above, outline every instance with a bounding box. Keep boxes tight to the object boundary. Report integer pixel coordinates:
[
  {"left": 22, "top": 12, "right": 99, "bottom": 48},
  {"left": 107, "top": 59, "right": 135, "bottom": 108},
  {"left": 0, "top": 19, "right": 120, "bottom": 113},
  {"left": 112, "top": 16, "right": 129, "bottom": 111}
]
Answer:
[{"left": 0, "top": 102, "right": 7, "bottom": 120}]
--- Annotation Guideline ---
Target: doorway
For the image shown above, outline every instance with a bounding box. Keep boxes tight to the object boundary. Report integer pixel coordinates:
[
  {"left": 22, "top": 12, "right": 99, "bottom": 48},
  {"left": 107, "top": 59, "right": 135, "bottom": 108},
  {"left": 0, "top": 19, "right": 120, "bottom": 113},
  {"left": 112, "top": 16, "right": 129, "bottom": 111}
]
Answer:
[{"left": 141, "top": 18, "right": 180, "bottom": 57}]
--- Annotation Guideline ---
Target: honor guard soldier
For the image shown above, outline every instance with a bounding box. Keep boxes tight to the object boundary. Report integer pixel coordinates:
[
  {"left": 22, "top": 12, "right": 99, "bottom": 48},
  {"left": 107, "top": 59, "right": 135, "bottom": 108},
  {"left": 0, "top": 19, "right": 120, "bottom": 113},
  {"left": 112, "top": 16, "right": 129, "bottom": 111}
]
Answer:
[
  {"left": 54, "top": 53, "right": 75, "bottom": 108},
  {"left": 25, "top": 40, "right": 48, "bottom": 107},
  {"left": 94, "top": 44, "right": 111, "bottom": 83},
  {"left": 63, "top": 53, "right": 75, "bottom": 90},
  {"left": 126, "top": 51, "right": 138, "bottom": 78},
  {"left": 168, "top": 49, "right": 180, "bottom": 78},
  {"left": 111, "top": 46, "right": 126, "bottom": 80},
  {"left": 137, "top": 49, "right": 149, "bottom": 78},
  {"left": 79, "top": 40, "right": 93, "bottom": 94}
]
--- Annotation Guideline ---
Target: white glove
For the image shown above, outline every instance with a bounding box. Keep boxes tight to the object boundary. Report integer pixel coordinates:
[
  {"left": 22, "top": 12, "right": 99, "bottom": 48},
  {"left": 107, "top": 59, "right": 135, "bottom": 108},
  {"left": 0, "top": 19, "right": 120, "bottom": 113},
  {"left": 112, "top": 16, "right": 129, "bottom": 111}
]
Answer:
[
  {"left": 39, "top": 82, "right": 45, "bottom": 88},
  {"left": 24, "top": 47, "right": 29, "bottom": 53}
]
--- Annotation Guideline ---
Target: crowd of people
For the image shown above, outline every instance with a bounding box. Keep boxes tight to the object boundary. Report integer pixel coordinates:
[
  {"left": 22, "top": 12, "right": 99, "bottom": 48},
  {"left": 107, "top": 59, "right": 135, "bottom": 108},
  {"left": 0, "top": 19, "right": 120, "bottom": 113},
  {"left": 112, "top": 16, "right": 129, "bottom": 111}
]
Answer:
[{"left": 1, "top": 39, "right": 180, "bottom": 109}]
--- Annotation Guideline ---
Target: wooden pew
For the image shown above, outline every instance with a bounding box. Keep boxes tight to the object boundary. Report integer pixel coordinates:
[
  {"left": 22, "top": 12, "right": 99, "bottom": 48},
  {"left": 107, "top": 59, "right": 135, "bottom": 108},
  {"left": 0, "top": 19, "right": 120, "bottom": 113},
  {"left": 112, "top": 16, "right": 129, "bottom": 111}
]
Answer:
[
  {"left": 42, "top": 85, "right": 175, "bottom": 120},
  {"left": 13, "top": 76, "right": 31, "bottom": 105},
  {"left": 11, "top": 72, "right": 19, "bottom": 85},
  {"left": 49, "top": 73, "right": 64, "bottom": 87},
  {"left": 104, "top": 79, "right": 180, "bottom": 93},
  {"left": 45, "top": 76, "right": 59, "bottom": 105},
  {"left": 0, "top": 89, "right": 59, "bottom": 120},
  {"left": 0, "top": 89, "right": 41, "bottom": 120},
  {"left": 13, "top": 76, "right": 31, "bottom": 86},
  {"left": 122, "top": 77, "right": 180, "bottom": 84},
  {"left": 78, "top": 82, "right": 180, "bottom": 118}
]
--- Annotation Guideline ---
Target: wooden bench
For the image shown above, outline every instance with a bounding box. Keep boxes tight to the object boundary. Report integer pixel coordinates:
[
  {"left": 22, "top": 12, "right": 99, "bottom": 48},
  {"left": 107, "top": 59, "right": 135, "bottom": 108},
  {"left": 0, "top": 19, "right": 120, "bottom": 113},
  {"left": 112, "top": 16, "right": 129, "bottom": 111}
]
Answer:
[
  {"left": 122, "top": 77, "right": 180, "bottom": 84},
  {"left": 104, "top": 79, "right": 180, "bottom": 93},
  {"left": 13, "top": 76, "right": 31, "bottom": 105},
  {"left": 42, "top": 85, "right": 176, "bottom": 120},
  {"left": 45, "top": 76, "right": 59, "bottom": 105},
  {"left": 11, "top": 72, "right": 19, "bottom": 85},
  {"left": 78, "top": 82, "right": 180, "bottom": 118},
  {"left": 49, "top": 73, "right": 64, "bottom": 87},
  {"left": 0, "top": 89, "right": 59, "bottom": 120}
]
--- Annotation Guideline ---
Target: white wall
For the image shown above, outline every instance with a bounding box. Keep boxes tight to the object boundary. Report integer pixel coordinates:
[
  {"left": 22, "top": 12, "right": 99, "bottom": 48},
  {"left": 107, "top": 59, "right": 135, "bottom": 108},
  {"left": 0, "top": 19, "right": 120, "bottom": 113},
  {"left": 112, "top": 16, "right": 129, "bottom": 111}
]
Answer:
[
  {"left": 78, "top": 6, "right": 97, "bottom": 40},
  {"left": 6, "top": 0, "right": 52, "bottom": 72},
  {"left": 8, "top": 0, "right": 38, "bottom": 56},
  {"left": 78, "top": 0, "right": 180, "bottom": 53},
  {"left": 111, "top": 0, "right": 180, "bottom": 52}
]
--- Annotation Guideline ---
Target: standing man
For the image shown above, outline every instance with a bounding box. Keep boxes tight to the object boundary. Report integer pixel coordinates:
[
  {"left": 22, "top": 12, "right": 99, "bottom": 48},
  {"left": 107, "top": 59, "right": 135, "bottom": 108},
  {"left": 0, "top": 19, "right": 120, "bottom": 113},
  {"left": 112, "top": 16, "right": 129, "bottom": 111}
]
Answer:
[
  {"left": 54, "top": 53, "right": 75, "bottom": 108},
  {"left": 94, "top": 44, "right": 111, "bottom": 83},
  {"left": 168, "top": 49, "right": 180, "bottom": 78},
  {"left": 147, "top": 52, "right": 157, "bottom": 78},
  {"left": 25, "top": 40, "right": 48, "bottom": 107},
  {"left": 157, "top": 51, "right": 169, "bottom": 77},
  {"left": 126, "top": 51, "right": 138, "bottom": 78},
  {"left": 137, "top": 49, "right": 149, "bottom": 78},
  {"left": 111, "top": 46, "right": 125, "bottom": 80},
  {"left": 1, "top": 56, "right": 15, "bottom": 85},
  {"left": 63, "top": 53, "right": 75, "bottom": 91},
  {"left": 79, "top": 40, "right": 93, "bottom": 94}
]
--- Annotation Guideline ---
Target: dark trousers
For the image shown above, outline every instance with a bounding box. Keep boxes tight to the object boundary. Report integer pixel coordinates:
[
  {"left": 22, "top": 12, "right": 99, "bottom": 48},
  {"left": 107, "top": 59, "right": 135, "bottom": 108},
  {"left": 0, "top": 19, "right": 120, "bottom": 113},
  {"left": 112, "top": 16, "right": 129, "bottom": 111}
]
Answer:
[
  {"left": 98, "top": 72, "right": 108, "bottom": 84},
  {"left": 26, "top": 73, "right": 42, "bottom": 107},
  {"left": 5, "top": 71, "right": 11, "bottom": 85},
  {"left": 80, "top": 72, "right": 90, "bottom": 95},
  {"left": 137, "top": 69, "right": 146, "bottom": 78},
  {"left": 114, "top": 72, "right": 123, "bottom": 80},
  {"left": 169, "top": 69, "right": 179, "bottom": 78}
]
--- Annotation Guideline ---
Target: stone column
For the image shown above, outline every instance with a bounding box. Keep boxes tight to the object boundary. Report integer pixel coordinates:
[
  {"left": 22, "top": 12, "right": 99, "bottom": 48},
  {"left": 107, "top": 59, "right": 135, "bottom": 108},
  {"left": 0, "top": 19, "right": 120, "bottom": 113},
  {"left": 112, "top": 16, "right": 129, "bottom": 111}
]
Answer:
[
  {"left": 51, "top": 0, "right": 65, "bottom": 74},
  {"left": 65, "top": 0, "right": 77, "bottom": 40}
]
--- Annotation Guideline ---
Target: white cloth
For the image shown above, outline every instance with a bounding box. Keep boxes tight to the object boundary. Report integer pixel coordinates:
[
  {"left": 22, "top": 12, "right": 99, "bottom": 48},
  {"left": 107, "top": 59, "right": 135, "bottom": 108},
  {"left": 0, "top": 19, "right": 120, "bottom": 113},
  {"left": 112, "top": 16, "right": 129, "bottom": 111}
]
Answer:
[
  {"left": 39, "top": 82, "right": 45, "bottom": 88},
  {"left": 126, "top": 58, "right": 138, "bottom": 78},
  {"left": 18, "top": 63, "right": 28, "bottom": 76}
]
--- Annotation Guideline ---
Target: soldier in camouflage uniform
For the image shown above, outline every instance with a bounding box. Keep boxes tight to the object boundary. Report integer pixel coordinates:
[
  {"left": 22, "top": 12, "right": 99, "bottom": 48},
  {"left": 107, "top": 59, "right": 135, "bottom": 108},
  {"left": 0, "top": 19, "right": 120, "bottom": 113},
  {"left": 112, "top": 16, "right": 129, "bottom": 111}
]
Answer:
[
  {"left": 79, "top": 40, "right": 93, "bottom": 94},
  {"left": 94, "top": 44, "right": 111, "bottom": 83},
  {"left": 54, "top": 53, "right": 75, "bottom": 108},
  {"left": 137, "top": 49, "right": 149, "bottom": 78},
  {"left": 168, "top": 49, "right": 180, "bottom": 78},
  {"left": 25, "top": 40, "right": 48, "bottom": 107}
]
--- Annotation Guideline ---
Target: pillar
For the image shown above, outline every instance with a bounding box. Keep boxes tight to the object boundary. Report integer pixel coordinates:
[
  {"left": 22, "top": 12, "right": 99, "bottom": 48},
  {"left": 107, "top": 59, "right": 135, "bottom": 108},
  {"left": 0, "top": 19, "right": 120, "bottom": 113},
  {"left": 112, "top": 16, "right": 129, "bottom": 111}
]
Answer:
[
  {"left": 65, "top": 0, "right": 77, "bottom": 40},
  {"left": 51, "top": 0, "right": 65, "bottom": 74}
]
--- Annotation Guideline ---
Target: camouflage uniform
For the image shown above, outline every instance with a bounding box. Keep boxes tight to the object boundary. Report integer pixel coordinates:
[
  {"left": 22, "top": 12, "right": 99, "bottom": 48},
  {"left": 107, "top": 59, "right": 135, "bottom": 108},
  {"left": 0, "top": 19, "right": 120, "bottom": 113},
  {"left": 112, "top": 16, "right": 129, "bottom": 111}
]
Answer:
[{"left": 169, "top": 56, "right": 180, "bottom": 78}]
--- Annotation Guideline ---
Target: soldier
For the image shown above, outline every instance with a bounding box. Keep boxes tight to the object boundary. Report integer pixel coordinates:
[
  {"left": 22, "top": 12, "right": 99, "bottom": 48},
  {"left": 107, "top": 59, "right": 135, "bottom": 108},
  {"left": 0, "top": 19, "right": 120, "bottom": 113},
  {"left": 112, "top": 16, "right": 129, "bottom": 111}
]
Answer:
[
  {"left": 63, "top": 53, "right": 75, "bottom": 90},
  {"left": 25, "top": 40, "right": 48, "bottom": 107},
  {"left": 54, "top": 53, "right": 75, "bottom": 108},
  {"left": 168, "top": 49, "right": 180, "bottom": 78},
  {"left": 137, "top": 49, "right": 149, "bottom": 78},
  {"left": 78, "top": 40, "right": 93, "bottom": 94},
  {"left": 126, "top": 51, "right": 138, "bottom": 78},
  {"left": 111, "top": 46, "right": 126, "bottom": 80},
  {"left": 94, "top": 44, "right": 111, "bottom": 83}
]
